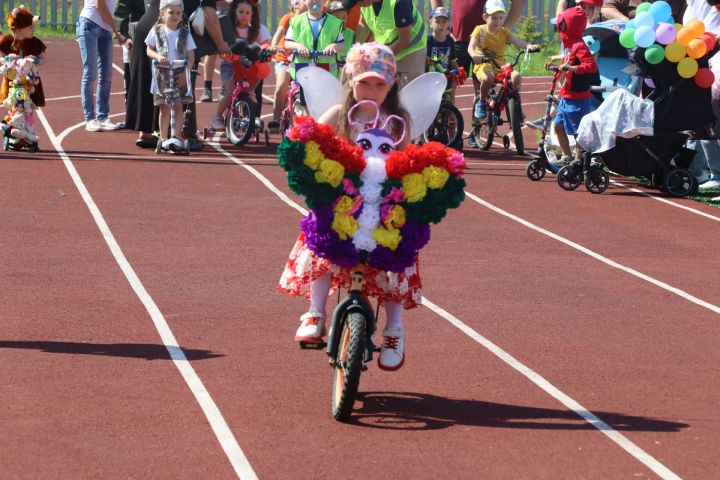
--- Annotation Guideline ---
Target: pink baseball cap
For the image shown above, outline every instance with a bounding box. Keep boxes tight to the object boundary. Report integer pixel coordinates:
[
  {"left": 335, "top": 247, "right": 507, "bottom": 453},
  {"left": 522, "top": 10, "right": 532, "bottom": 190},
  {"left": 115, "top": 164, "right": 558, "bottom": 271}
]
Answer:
[{"left": 344, "top": 42, "right": 397, "bottom": 84}]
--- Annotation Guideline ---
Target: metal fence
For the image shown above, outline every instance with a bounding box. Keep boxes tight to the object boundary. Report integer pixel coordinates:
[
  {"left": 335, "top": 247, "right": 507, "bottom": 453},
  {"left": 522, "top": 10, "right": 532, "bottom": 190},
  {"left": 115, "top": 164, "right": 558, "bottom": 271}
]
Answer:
[{"left": 1, "top": 0, "right": 552, "bottom": 37}]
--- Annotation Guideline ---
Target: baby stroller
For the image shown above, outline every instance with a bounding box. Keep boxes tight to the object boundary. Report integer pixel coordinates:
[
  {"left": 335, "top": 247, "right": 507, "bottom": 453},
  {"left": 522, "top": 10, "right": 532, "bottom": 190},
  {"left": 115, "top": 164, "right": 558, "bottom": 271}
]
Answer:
[
  {"left": 585, "top": 21, "right": 642, "bottom": 97},
  {"left": 567, "top": 44, "right": 718, "bottom": 196}
]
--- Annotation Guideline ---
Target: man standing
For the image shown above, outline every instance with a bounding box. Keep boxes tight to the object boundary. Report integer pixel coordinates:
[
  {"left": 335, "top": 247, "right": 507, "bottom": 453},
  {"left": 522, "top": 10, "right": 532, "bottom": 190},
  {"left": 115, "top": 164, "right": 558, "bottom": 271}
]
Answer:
[{"left": 342, "top": 0, "right": 427, "bottom": 87}]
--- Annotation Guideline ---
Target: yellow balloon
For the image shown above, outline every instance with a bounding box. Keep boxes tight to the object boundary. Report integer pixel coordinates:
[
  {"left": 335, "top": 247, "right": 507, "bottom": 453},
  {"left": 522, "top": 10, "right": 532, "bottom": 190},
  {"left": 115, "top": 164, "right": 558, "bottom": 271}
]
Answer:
[
  {"left": 674, "top": 23, "right": 683, "bottom": 32},
  {"left": 665, "top": 41, "right": 686, "bottom": 62},
  {"left": 677, "top": 57, "right": 699, "bottom": 79},
  {"left": 685, "top": 19, "right": 706, "bottom": 37},
  {"left": 676, "top": 27, "right": 695, "bottom": 47},
  {"left": 687, "top": 38, "right": 708, "bottom": 59}
]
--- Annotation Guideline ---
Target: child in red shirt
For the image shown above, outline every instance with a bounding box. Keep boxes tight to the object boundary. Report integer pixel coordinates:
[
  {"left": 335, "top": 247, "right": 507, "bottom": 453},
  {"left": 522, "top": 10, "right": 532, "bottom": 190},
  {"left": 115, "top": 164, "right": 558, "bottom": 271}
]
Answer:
[{"left": 547, "top": 7, "right": 598, "bottom": 164}]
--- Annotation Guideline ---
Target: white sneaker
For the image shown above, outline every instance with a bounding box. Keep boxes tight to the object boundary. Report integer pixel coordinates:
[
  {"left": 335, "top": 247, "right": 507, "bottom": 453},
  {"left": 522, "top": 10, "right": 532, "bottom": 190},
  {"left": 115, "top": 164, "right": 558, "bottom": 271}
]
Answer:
[
  {"left": 698, "top": 179, "right": 720, "bottom": 190},
  {"left": 294, "top": 308, "right": 326, "bottom": 343},
  {"left": 85, "top": 119, "right": 101, "bottom": 132},
  {"left": 378, "top": 328, "right": 405, "bottom": 371},
  {"left": 211, "top": 115, "right": 225, "bottom": 130},
  {"left": 96, "top": 117, "right": 119, "bottom": 131}
]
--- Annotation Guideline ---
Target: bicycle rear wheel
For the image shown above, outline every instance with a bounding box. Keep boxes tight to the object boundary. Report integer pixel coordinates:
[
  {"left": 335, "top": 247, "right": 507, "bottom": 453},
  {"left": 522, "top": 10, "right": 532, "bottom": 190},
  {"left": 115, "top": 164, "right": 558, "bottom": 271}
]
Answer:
[
  {"left": 423, "top": 101, "right": 464, "bottom": 150},
  {"left": 331, "top": 311, "right": 366, "bottom": 422},
  {"left": 226, "top": 94, "right": 256, "bottom": 146},
  {"left": 508, "top": 97, "right": 524, "bottom": 155}
]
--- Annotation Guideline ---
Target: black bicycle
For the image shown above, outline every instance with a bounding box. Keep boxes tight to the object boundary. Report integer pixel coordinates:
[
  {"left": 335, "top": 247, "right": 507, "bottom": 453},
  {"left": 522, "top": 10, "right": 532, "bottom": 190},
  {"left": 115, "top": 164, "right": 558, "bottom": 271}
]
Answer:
[{"left": 423, "top": 57, "right": 465, "bottom": 151}]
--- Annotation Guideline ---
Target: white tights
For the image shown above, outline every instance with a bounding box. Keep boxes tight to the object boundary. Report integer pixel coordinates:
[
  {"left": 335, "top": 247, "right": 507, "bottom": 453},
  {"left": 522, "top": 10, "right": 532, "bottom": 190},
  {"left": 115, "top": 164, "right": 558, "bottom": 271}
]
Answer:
[{"left": 309, "top": 272, "right": 404, "bottom": 331}]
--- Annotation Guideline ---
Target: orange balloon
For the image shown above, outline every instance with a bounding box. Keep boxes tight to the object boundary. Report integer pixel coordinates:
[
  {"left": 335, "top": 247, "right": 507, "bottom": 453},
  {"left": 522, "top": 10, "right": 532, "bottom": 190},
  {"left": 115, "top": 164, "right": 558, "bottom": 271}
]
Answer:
[
  {"left": 676, "top": 27, "right": 695, "bottom": 47},
  {"left": 684, "top": 19, "right": 706, "bottom": 37},
  {"left": 687, "top": 38, "right": 708, "bottom": 59}
]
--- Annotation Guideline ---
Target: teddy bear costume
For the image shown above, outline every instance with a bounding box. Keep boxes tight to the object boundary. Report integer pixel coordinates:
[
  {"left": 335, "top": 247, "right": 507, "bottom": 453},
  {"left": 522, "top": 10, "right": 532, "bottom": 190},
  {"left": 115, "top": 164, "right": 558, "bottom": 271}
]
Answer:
[{"left": 0, "top": 7, "right": 46, "bottom": 107}]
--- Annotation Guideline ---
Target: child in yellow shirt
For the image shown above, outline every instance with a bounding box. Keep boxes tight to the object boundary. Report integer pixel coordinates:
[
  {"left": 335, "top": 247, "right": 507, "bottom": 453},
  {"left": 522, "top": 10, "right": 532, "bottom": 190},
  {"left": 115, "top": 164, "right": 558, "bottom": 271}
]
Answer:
[{"left": 467, "top": 0, "right": 539, "bottom": 120}]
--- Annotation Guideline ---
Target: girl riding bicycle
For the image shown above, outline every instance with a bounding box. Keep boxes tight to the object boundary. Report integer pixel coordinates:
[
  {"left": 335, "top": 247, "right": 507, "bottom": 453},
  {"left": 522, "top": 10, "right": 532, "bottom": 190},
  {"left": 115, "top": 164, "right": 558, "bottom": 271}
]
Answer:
[
  {"left": 211, "top": 0, "right": 271, "bottom": 131},
  {"left": 278, "top": 43, "right": 415, "bottom": 371},
  {"left": 467, "top": 0, "right": 539, "bottom": 120}
]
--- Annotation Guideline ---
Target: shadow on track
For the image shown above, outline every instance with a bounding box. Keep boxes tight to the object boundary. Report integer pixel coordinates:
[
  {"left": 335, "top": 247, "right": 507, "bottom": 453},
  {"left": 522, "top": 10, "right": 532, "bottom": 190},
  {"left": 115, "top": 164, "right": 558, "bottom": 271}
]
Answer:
[
  {"left": 349, "top": 391, "right": 688, "bottom": 432},
  {"left": 0, "top": 340, "right": 223, "bottom": 361}
]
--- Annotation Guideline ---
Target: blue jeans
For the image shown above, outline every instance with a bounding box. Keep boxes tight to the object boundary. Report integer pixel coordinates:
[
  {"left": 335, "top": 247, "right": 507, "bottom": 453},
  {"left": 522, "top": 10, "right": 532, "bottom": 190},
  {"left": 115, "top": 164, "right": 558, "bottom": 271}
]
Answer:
[
  {"left": 687, "top": 139, "right": 720, "bottom": 180},
  {"left": 76, "top": 16, "right": 113, "bottom": 122}
]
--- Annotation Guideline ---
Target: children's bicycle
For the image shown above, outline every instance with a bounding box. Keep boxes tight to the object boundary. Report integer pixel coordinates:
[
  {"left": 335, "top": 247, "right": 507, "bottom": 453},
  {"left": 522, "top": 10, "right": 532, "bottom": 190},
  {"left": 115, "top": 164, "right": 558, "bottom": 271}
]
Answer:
[
  {"left": 471, "top": 48, "right": 538, "bottom": 155},
  {"left": 526, "top": 64, "right": 563, "bottom": 180},
  {"left": 153, "top": 59, "right": 191, "bottom": 155},
  {"left": 279, "top": 50, "right": 335, "bottom": 137},
  {"left": 298, "top": 263, "right": 379, "bottom": 422},
  {"left": 204, "top": 43, "right": 271, "bottom": 146},
  {"left": 422, "top": 57, "right": 465, "bottom": 151}
]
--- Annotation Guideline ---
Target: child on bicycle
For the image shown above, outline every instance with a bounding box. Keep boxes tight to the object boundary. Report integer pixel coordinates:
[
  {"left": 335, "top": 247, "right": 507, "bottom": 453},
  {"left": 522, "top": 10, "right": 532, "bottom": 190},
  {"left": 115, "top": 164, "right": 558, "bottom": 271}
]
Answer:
[
  {"left": 145, "top": 0, "right": 196, "bottom": 150},
  {"left": 467, "top": 0, "right": 540, "bottom": 121},
  {"left": 426, "top": 7, "right": 460, "bottom": 103},
  {"left": 211, "top": 0, "right": 271, "bottom": 131},
  {"left": 546, "top": 7, "right": 598, "bottom": 165},
  {"left": 278, "top": 43, "right": 413, "bottom": 371},
  {"left": 283, "top": 0, "right": 344, "bottom": 79},
  {"left": 268, "top": 0, "right": 307, "bottom": 133}
]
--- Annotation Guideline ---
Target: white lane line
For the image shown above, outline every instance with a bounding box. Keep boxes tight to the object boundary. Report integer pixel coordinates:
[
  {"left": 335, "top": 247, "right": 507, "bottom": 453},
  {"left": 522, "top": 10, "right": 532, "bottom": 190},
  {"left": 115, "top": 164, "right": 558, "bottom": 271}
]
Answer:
[
  {"left": 57, "top": 113, "right": 125, "bottom": 145},
  {"left": 422, "top": 299, "right": 681, "bottom": 480},
  {"left": 609, "top": 179, "right": 720, "bottom": 221},
  {"left": 36, "top": 110, "right": 258, "bottom": 480},
  {"left": 466, "top": 190, "right": 720, "bottom": 315},
  {"left": 207, "top": 138, "right": 682, "bottom": 479}
]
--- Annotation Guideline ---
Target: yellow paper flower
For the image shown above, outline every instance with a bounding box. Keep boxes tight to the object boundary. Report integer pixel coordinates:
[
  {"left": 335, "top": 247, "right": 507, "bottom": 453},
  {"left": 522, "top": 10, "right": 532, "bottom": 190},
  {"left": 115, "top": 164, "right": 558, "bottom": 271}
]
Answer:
[
  {"left": 402, "top": 173, "right": 427, "bottom": 202},
  {"left": 315, "top": 159, "right": 345, "bottom": 187},
  {"left": 334, "top": 195, "right": 355, "bottom": 214},
  {"left": 332, "top": 214, "right": 358, "bottom": 240},
  {"left": 423, "top": 165, "right": 450, "bottom": 189},
  {"left": 384, "top": 205, "right": 406, "bottom": 229},
  {"left": 373, "top": 226, "right": 402, "bottom": 250},
  {"left": 304, "top": 141, "right": 323, "bottom": 170}
]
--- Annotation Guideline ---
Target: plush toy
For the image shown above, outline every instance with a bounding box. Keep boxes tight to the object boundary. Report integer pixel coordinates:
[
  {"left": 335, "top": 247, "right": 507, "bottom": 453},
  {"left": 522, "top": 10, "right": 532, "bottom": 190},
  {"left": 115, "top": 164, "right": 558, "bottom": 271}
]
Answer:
[
  {"left": 3, "top": 83, "right": 30, "bottom": 111},
  {"left": 7, "top": 111, "right": 38, "bottom": 142}
]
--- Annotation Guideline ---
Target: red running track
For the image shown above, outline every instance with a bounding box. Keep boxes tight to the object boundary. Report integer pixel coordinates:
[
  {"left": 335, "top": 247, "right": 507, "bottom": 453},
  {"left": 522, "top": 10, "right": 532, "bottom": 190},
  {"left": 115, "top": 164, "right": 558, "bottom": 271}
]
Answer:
[{"left": 1, "top": 40, "right": 719, "bottom": 479}]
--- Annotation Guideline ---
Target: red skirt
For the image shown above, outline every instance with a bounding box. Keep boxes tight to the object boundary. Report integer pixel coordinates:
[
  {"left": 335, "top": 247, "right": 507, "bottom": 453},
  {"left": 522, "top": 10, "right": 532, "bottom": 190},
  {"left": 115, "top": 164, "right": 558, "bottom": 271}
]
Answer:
[{"left": 277, "top": 232, "right": 422, "bottom": 309}]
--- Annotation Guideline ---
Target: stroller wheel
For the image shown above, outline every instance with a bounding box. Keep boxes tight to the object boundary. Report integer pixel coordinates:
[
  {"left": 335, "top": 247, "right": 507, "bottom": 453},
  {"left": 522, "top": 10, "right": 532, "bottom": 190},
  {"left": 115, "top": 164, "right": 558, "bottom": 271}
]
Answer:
[
  {"left": 664, "top": 169, "right": 694, "bottom": 197},
  {"left": 585, "top": 166, "right": 609, "bottom": 194},
  {"left": 526, "top": 159, "right": 546, "bottom": 181},
  {"left": 557, "top": 164, "right": 582, "bottom": 191}
]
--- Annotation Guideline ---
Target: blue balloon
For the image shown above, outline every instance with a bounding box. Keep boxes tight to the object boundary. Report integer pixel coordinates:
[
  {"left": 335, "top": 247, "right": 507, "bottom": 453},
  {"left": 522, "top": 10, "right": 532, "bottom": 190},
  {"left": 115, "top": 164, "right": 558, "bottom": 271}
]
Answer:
[
  {"left": 626, "top": 19, "right": 636, "bottom": 30},
  {"left": 634, "top": 25, "right": 656, "bottom": 48},
  {"left": 635, "top": 11, "right": 656, "bottom": 29},
  {"left": 649, "top": 1, "right": 672, "bottom": 23}
]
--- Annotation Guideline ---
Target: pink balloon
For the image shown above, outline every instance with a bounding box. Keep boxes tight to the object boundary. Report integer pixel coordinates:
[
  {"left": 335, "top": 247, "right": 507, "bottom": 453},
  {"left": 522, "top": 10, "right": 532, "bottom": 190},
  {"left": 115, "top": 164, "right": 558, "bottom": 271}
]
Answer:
[
  {"left": 694, "top": 68, "right": 715, "bottom": 88},
  {"left": 655, "top": 22, "right": 677, "bottom": 45}
]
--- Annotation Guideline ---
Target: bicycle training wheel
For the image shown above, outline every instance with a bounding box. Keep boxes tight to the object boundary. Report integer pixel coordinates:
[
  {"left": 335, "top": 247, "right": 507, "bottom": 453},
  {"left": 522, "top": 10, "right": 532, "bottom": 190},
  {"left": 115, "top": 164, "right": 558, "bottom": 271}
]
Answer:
[
  {"left": 422, "top": 101, "right": 464, "bottom": 150},
  {"left": 331, "top": 311, "right": 366, "bottom": 422},
  {"left": 226, "top": 94, "right": 256, "bottom": 146},
  {"left": 507, "top": 97, "right": 524, "bottom": 155}
]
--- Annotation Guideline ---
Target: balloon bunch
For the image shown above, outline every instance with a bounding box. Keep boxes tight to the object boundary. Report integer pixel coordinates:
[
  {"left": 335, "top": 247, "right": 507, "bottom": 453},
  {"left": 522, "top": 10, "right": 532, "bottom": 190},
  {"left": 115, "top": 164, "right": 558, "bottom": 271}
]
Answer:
[{"left": 618, "top": 1, "right": 717, "bottom": 88}]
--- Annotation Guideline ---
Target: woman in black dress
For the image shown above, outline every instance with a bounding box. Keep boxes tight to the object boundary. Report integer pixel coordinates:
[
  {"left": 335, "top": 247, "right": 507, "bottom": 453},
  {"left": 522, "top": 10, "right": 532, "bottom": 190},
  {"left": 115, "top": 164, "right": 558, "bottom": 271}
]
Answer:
[{"left": 126, "top": 0, "right": 159, "bottom": 147}]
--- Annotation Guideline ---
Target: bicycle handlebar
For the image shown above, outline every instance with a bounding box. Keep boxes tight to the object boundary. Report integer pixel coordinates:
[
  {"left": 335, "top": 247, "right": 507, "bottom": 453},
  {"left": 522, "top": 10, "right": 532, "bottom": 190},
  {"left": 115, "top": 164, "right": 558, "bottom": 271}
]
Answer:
[
  {"left": 152, "top": 59, "right": 188, "bottom": 68},
  {"left": 475, "top": 47, "right": 540, "bottom": 69}
]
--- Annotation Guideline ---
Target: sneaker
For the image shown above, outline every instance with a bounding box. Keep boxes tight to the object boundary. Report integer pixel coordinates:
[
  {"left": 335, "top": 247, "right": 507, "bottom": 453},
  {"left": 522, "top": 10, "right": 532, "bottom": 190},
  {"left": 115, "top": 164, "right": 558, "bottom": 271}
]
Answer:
[
  {"left": 211, "top": 115, "right": 225, "bottom": 130},
  {"left": 268, "top": 120, "right": 280, "bottom": 134},
  {"left": 474, "top": 101, "right": 487, "bottom": 120},
  {"left": 85, "top": 119, "right": 101, "bottom": 132},
  {"left": 378, "top": 328, "right": 405, "bottom": 371},
  {"left": 554, "top": 155, "right": 573, "bottom": 167},
  {"left": 200, "top": 88, "right": 213, "bottom": 102},
  {"left": 294, "top": 308, "right": 326, "bottom": 343},
  {"left": 712, "top": 195, "right": 720, "bottom": 201},
  {"left": 698, "top": 179, "right": 720, "bottom": 190},
  {"left": 525, "top": 117, "right": 544, "bottom": 130},
  {"left": 96, "top": 118, "right": 119, "bottom": 131}
]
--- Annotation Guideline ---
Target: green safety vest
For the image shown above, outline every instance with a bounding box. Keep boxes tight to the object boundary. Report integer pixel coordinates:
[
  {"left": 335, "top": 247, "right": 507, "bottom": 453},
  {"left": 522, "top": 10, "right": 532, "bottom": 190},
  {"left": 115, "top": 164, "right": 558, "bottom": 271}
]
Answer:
[
  {"left": 360, "top": 0, "right": 426, "bottom": 60},
  {"left": 339, "top": 27, "right": 355, "bottom": 62},
  {"left": 289, "top": 13, "right": 343, "bottom": 77}
]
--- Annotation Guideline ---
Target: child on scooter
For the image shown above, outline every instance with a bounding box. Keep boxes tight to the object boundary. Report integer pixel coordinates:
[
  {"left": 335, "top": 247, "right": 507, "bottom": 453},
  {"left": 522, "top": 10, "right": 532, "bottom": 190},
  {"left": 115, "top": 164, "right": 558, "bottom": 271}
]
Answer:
[
  {"left": 278, "top": 43, "right": 413, "bottom": 371},
  {"left": 467, "top": 0, "right": 539, "bottom": 121},
  {"left": 145, "top": 0, "right": 195, "bottom": 150}
]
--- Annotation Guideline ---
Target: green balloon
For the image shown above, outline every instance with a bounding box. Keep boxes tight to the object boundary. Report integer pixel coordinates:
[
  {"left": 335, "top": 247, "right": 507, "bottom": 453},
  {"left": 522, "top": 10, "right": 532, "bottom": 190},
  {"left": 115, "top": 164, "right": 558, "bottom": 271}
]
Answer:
[
  {"left": 645, "top": 44, "right": 665, "bottom": 64},
  {"left": 620, "top": 29, "right": 637, "bottom": 48},
  {"left": 636, "top": 2, "right": 651, "bottom": 13}
]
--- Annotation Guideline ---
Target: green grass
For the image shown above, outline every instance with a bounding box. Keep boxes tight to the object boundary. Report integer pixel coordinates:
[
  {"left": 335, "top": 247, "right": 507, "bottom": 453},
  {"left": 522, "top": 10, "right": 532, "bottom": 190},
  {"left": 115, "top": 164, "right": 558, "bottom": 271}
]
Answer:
[
  {"left": 630, "top": 177, "right": 720, "bottom": 208},
  {"left": 35, "top": 25, "right": 76, "bottom": 40}
]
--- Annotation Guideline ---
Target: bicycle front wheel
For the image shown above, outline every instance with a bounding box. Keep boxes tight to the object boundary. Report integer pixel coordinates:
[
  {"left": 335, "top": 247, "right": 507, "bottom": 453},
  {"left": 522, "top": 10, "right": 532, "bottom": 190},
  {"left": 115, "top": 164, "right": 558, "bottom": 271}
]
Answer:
[
  {"left": 508, "top": 97, "right": 524, "bottom": 155},
  {"left": 423, "top": 101, "right": 464, "bottom": 150},
  {"left": 331, "top": 311, "right": 366, "bottom": 422},
  {"left": 226, "top": 94, "right": 256, "bottom": 146}
]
